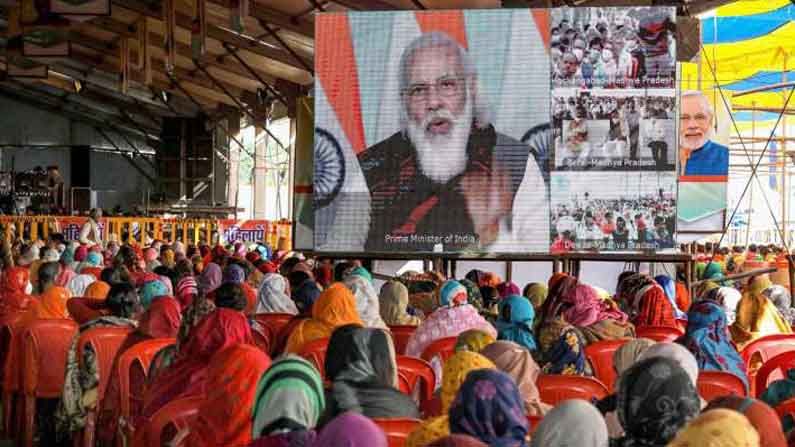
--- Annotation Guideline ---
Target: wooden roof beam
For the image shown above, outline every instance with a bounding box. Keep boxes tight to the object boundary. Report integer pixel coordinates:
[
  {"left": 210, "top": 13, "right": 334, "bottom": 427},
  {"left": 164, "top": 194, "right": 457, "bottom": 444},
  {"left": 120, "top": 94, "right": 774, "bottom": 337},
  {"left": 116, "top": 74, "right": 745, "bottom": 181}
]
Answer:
[{"left": 112, "top": 0, "right": 311, "bottom": 75}]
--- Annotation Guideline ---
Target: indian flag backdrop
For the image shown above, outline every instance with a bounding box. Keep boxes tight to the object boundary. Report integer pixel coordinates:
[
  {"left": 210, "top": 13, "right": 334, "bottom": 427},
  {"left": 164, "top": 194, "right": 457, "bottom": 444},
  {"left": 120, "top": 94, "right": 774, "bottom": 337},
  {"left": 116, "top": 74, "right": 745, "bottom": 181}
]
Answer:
[{"left": 313, "top": 10, "right": 550, "bottom": 251}]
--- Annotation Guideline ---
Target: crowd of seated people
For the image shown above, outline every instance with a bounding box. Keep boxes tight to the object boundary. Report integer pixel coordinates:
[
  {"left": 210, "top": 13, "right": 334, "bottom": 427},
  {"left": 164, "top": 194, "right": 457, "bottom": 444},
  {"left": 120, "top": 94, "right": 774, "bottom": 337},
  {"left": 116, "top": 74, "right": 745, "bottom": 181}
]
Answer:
[{"left": 2, "top": 233, "right": 795, "bottom": 446}]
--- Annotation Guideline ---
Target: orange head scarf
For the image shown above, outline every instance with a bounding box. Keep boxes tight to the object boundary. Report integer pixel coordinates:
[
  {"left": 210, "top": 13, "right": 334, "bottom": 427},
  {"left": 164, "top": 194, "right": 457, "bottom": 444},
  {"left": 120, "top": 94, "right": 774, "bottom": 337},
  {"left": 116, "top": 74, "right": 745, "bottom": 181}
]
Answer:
[
  {"left": 285, "top": 282, "right": 363, "bottom": 353},
  {"left": 84, "top": 281, "right": 110, "bottom": 300},
  {"left": 0, "top": 267, "right": 33, "bottom": 316},
  {"left": 187, "top": 344, "right": 272, "bottom": 447},
  {"left": 32, "top": 285, "right": 70, "bottom": 319}
]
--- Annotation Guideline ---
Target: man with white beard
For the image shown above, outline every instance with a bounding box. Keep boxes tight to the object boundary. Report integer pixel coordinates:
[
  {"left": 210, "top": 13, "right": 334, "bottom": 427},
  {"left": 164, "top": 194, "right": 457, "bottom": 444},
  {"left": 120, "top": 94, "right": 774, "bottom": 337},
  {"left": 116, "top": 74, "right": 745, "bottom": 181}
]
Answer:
[{"left": 357, "top": 32, "right": 548, "bottom": 252}]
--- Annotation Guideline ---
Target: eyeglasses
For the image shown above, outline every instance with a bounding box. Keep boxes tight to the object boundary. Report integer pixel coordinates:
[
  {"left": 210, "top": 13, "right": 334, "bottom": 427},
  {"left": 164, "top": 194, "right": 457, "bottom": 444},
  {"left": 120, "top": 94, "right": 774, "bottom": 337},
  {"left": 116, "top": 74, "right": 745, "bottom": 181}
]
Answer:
[
  {"left": 680, "top": 113, "right": 709, "bottom": 124},
  {"left": 404, "top": 76, "right": 464, "bottom": 102}
]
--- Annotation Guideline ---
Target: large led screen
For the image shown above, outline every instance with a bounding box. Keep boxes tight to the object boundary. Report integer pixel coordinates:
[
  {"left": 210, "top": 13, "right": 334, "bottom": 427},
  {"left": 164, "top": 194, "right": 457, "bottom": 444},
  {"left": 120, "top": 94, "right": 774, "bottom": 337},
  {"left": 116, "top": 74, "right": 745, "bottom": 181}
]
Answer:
[
  {"left": 313, "top": 7, "right": 678, "bottom": 254},
  {"left": 314, "top": 10, "right": 552, "bottom": 253}
]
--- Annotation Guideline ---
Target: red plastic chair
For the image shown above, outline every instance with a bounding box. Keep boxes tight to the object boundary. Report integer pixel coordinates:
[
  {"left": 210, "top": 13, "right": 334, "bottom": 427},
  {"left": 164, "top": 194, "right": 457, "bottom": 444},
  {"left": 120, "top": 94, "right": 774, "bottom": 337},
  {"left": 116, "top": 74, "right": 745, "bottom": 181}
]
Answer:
[
  {"left": 696, "top": 371, "right": 748, "bottom": 401},
  {"left": 389, "top": 325, "right": 417, "bottom": 355},
  {"left": 73, "top": 325, "right": 135, "bottom": 447},
  {"left": 298, "top": 337, "right": 330, "bottom": 381},
  {"left": 117, "top": 337, "right": 176, "bottom": 442},
  {"left": 0, "top": 314, "right": 22, "bottom": 437},
  {"left": 775, "top": 397, "right": 795, "bottom": 420},
  {"left": 420, "top": 336, "right": 457, "bottom": 365},
  {"left": 635, "top": 326, "right": 684, "bottom": 342},
  {"left": 372, "top": 418, "right": 422, "bottom": 447},
  {"left": 135, "top": 395, "right": 203, "bottom": 447},
  {"left": 536, "top": 374, "right": 609, "bottom": 406},
  {"left": 19, "top": 319, "right": 78, "bottom": 447},
  {"left": 584, "top": 339, "right": 628, "bottom": 392},
  {"left": 754, "top": 351, "right": 795, "bottom": 398},
  {"left": 397, "top": 373, "right": 411, "bottom": 394},
  {"left": 253, "top": 313, "right": 294, "bottom": 336},
  {"left": 741, "top": 334, "right": 795, "bottom": 395},
  {"left": 396, "top": 355, "right": 436, "bottom": 409}
]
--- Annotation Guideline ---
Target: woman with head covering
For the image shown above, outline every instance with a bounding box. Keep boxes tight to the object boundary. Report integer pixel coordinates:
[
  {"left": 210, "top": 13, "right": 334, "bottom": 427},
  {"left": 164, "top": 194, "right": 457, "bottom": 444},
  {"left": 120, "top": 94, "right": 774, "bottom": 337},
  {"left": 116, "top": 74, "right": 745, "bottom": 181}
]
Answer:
[
  {"left": 654, "top": 275, "right": 687, "bottom": 320},
  {"left": 140, "top": 279, "right": 169, "bottom": 309},
  {"left": 448, "top": 369, "right": 529, "bottom": 446},
  {"left": 97, "top": 295, "right": 182, "bottom": 446},
  {"left": 284, "top": 283, "right": 363, "bottom": 354},
  {"left": 628, "top": 277, "right": 679, "bottom": 329},
  {"left": 343, "top": 274, "right": 388, "bottom": 329},
  {"left": 523, "top": 283, "right": 547, "bottom": 311},
  {"left": 675, "top": 280, "right": 692, "bottom": 313},
  {"left": 530, "top": 399, "right": 609, "bottom": 447},
  {"left": 289, "top": 271, "right": 321, "bottom": 314},
  {"left": 667, "top": 408, "right": 759, "bottom": 447},
  {"left": 312, "top": 411, "right": 387, "bottom": 447},
  {"left": 761, "top": 369, "right": 795, "bottom": 432},
  {"left": 182, "top": 345, "right": 271, "bottom": 447},
  {"left": 0, "top": 266, "right": 34, "bottom": 317},
  {"left": 257, "top": 273, "right": 298, "bottom": 315},
  {"left": 597, "top": 338, "right": 656, "bottom": 438},
  {"left": 197, "top": 262, "right": 222, "bottom": 296},
  {"left": 67, "top": 273, "right": 96, "bottom": 297},
  {"left": 611, "top": 356, "right": 701, "bottom": 447},
  {"left": 250, "top": 355, "right": 325, "bottom": 447},
  {"left": 54, "top": 283, "right": 141, "bottom": 438},
  {"left": 174, "top": 258, "right": 197, "bottom": 310},
  {"left": 405, "top": 280, "right": 497, "bottom": 360},
  {"left": 407, "top": 351, "right": 497, "bottom": 447},
  {"left": 730, "top": 275, "right": 792, "bottom": 351},
  {"left": 480, "top": 341, "right": 550, "bottom": 416},
  {"left": 701, "top": 261, "right": 725, "bottom": 283},
  {"left": 704, "top": 396, "right": 786, "bottom": 447},
  {"left": 458, "top": 279, "right": 484, "bottom": 315},
  {"left": 678, "top": 301, "right": 749, "bottom": 390},
  {"left": 496, "top": 281, "right": 521, "bottom": 299},
  {"left": 322, "top": 325, "right": 418, "bottom": 422},
  {"left": 536, "top": 276, "right": 591, "bottom": 376},
  {"left": 218, "top": 264, "right": 258, "bottom": 315},
  {"left": 141, "top": 308, "right": 254, "bottom": 420},
  {"left": 702, "top": 286, "right": 742, "bottom": 324},
  {"left": 84, "top": 281, "right": 110, "bottom": 301},
  {"left": 495, "top": 296, "right": 537, "bottom": 352},
  {"left": 765, "top": 285, "right": 795, "bottom": 325},
  {"left": 21, "top": 262, "right": 70, "bottom": 323},
  {"left": 561, "top": 282, "right": 634, "bottom": 344},
  {"left": 455, "top": 330, "right": 495, "bottom": 353},
  {"left": 379, "top": 281, "right": 422, "bottom": 326},
  {"left": 638, "top": 342, "right": 700, "bottom": 387}
]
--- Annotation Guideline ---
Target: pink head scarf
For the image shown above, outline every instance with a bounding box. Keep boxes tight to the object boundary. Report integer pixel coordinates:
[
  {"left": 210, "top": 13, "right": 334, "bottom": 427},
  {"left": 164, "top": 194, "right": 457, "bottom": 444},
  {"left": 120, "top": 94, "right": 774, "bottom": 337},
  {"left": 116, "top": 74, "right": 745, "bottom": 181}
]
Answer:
[
  {"left": 144, "top": 248, "right": 158, "bottom": 263},
  {"left": 562, "top": 284, "right": 628, "bottom": 327}
]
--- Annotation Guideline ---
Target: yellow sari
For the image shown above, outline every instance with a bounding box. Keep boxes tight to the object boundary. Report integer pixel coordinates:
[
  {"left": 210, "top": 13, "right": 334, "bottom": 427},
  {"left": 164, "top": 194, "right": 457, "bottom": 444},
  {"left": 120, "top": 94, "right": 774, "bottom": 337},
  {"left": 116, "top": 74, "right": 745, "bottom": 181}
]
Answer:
[
  {"left": 284, "top": 283, "right": 363, "bottom": 353},
  {"left": 730, "top": 275, "right": 792, "bottom": 351},
  {"left": 406, "top": 351, "right": 496, "bottom": 447}
]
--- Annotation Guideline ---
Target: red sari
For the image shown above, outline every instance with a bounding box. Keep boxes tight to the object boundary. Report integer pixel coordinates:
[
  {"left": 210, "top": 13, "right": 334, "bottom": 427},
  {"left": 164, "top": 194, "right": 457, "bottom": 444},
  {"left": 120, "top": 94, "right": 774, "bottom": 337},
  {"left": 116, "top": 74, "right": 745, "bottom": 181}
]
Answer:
[
  {"left": 140, "top": 308, "right": 253, "bottom": 420},
  {"left": 97, "top": 297, "right": 183, "bottom": 445},
  {"left": 185, "top": 345, "right": 271, "bottom": 446},
  {"left": 0, "top": 267, "right": 34, "bottom": 317},
  {"left": 633, "top": 285, "right": 679, "bottom": 329}
]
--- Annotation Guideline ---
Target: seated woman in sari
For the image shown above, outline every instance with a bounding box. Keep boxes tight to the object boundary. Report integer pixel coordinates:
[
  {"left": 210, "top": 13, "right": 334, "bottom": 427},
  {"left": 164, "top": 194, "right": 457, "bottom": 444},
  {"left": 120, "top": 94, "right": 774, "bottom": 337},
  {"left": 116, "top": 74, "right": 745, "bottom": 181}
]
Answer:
[
  {"left": 677, "top": 300, "right": 749, "bottom": 391},
  {"left": 140, "top": 306, "right": 254, "bottom": 421},
  {"left": 535, "top": 276, "right": 593, "bottom": 376},
  {"left": 379, "top": 280, "right": 422, "bottom": 326},
  {"left": 250, "top": 355, "right": 325, "bottom": 447},
  {"left": 54, "top": 283, "right": 141, "bottom": 442},
  {"left": 495, "top": 296, "right": 538, "bottom": 352},
  {"left": 617, "top": 273, "right": 678, "bottom": 330},
  {"left": 405, "top": 280, "right": 496, "bottom": 359},
  {"left": 481, "top": 340, "right": 551, "bottom": 416},
  {"left": 343, "top": 273, "right": 388, "bottom": 329},
  {"left": 321, "top": 325, "right": 418, "bottom": 423},
  {"left": 0, "top": 266, "right": 34, "bottom": 317},
  {"left": 406, "top": 351, "right": 496, "bottom": 447},
  {"left": 730, "top": 275, "right": 792, "bottom": 351},
  {"left": 181, "top": 345, "right": 271, "bottom": 447},
  {"left": 97, "top": 294, "right": 182, "bottom": 447},
  {"left": 284, "top": 283, "right": 363, "bottom": 354}
]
